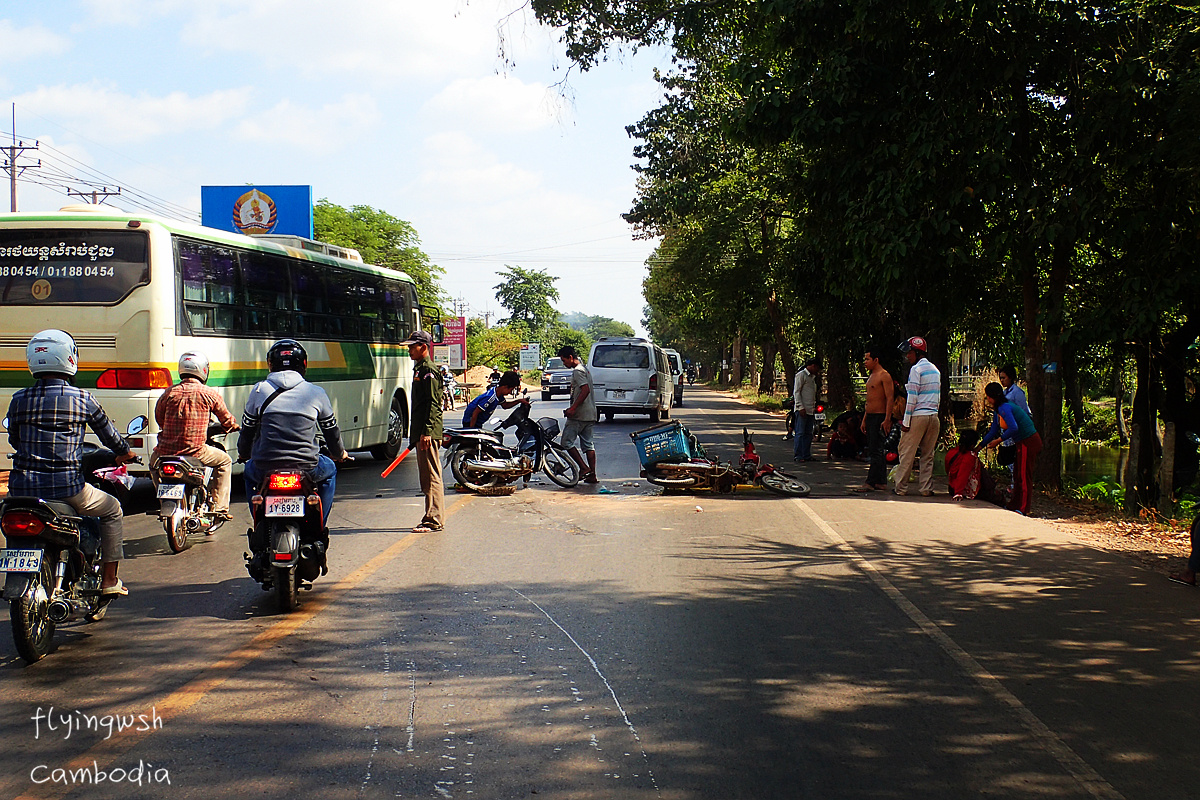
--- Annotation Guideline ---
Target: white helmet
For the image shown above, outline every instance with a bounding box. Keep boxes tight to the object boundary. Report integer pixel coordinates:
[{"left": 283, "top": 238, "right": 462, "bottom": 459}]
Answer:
[
  {"left": 26, "top": 329, "right": 78, "bottom": 377},
  {"left": 178, "top": 350, "right": 210, "bottom": 383}
]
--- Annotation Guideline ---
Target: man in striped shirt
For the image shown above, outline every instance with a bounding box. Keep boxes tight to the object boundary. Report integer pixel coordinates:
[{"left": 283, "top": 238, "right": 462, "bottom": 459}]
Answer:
[{"left": 893, "top": 336, "right": 942, "bottom": 497}]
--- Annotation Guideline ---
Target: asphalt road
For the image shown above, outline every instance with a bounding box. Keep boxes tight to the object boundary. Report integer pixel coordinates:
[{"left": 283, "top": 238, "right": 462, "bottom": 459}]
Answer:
[{"left": 1, "top": 387, "right": 1198, "bottom": 800}]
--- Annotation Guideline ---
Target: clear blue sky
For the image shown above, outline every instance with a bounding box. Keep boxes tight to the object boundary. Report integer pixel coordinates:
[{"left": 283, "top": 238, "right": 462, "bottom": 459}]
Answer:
[{"left": 1, "top": 1, "right": 668, "bottom": 334}]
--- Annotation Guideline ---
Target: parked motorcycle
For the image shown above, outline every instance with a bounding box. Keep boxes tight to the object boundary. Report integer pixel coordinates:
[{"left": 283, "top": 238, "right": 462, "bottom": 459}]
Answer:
[
  {"left": 0, "top": 434, "right": 141, "bottom": 663},
  {"left": 783, "top": 399, "right": 829, "bottom": 442},
  {"left": 444, "top": 403, "right": 580, "bottom": 491},
  {"left": 153, "top": 422, "right": 231, "bottom": 553},
  {"left": 245, "top": 468, "right": 329, "bottom": 612},
  {"left": 635, "top": 422, "right": 811, "bottom": 496}
]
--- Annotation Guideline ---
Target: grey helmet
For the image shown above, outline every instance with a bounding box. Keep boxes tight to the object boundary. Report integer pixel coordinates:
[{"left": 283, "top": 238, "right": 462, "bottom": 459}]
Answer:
[
  {"left": 26, "top": 329, "right": 79, "bottom": 377},
  {"left": 178, "top": 350, "right": 211, "bottom": 383}
]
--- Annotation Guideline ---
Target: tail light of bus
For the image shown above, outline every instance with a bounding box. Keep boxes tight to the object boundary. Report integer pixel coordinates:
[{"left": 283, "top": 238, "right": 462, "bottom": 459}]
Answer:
[
  {"left": 96, "top": 368, "right": 172, "bottom": 390},
  {"left": 2, "top": 511, "right": 45, "bottom": 537}
]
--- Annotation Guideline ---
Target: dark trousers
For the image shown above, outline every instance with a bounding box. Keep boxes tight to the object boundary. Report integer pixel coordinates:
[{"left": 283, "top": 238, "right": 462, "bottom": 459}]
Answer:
[
  {"left": 1188, "top": 517, "right": 1200, "bottom": 573},
  {"left": 1009, "top": 433, "right": 1042, "bottom": 515},
  {"left": 864, "top": 413, "right": 887, "bottom": 486}
]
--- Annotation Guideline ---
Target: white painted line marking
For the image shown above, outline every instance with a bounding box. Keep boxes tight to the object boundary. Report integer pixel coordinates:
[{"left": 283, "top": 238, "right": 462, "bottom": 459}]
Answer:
[{"left": 791, "top": 498, "right": 1125, "bottom": 800}]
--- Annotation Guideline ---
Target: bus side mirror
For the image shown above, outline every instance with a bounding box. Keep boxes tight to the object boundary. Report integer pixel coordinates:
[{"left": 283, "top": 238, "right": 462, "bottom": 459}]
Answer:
[{"left": 430, "top": 322, "right": 445, "bottom": 344}]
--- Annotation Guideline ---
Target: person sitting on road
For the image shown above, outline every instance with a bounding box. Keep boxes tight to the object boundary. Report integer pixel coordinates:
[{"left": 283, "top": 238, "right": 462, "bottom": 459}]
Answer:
[
  {"left": 151, "top": 350, "right": 239, "bottom": 522},
  {"left": 5, "top": 330, "right": 137, "bottom": 596},
  {"left": 238, "top": 339, "right": 350, "bottom": 529},
  {"left": 461, "top": 371, "right": 529, "bottom": 429},
  {"left": 945, "top": 430, "right": 989, "bottom": 500},
  {"left": 827, "top": 419, "right": 860, "bottom": 460}
]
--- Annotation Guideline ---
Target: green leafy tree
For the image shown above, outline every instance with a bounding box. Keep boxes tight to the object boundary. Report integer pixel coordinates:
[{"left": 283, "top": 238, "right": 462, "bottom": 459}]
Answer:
[
  {"left": 465, "top": 318, "right": 523, "bottom": 369},
  {"left": 584, "top": 317, "right": 635, "bottom": 340},
  {"left": 313, "top": 199, "right": 446, "bottom": 308},
  {"left": 494, "top": 265, "right": 560, "bottom": 337}
]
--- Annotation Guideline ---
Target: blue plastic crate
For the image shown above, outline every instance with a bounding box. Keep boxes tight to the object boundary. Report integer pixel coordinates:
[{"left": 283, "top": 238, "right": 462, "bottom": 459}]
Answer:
[{"left": 630, "top": 421, "right": 691, "bottom": 467}]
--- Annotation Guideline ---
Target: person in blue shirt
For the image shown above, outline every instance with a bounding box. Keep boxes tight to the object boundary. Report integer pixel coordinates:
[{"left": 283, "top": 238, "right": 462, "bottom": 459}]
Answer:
[
  {"left": 977, "top": 381, "right": 1042, "bottom": 515},
  {"left": 462, "top": 371, "right": 529, "bottom": 428},
  {"left": 997, "top": 364, "right": 1032, "bottom": 415}
]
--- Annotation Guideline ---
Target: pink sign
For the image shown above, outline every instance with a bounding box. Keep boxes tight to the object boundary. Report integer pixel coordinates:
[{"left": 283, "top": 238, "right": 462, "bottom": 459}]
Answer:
[{"left": 435, "top": 316, "right": 467, "bottom": 369}]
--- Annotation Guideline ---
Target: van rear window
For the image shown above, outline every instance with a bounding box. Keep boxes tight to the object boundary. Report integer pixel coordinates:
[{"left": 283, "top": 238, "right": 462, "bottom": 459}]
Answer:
[{"left": 592, "top": 345, "right": 650, "bottom": 369}]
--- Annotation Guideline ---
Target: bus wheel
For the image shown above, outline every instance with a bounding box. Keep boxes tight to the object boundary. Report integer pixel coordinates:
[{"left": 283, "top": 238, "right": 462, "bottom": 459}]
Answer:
[{"left": 371, "top": 397, "right": 408, "bottom": 461}]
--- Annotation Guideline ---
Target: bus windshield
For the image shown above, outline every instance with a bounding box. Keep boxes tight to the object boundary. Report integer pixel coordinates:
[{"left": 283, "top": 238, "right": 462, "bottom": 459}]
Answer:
[{"left": 0, "top": 229, "right": 149, "bottom": 305}]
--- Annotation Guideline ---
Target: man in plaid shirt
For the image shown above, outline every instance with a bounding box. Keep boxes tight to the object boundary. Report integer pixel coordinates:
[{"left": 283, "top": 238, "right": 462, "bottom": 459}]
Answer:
[
  {"left": 151, "top": 351, "right": 238, "bottom": 519},
  {"left": 6, "top": 330, "right": 136, "bottom": 595}
]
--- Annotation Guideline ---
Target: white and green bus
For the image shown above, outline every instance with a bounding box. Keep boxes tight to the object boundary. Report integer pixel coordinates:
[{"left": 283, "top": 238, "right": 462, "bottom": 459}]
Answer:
[{"left": 0, "top": 205, "right": 436, "bottom": 473}]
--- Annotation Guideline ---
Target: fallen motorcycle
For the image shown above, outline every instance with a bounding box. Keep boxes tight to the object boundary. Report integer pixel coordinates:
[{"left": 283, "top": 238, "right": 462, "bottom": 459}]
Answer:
[
  {"left": 633, "top": 422, "right": 811, "bottom": 496},
  {"left": 0, "top": 441, "right": 140, "bottom": 663},
  {"left": 444, "top": 403, "right": 580, "bottom": 491}
]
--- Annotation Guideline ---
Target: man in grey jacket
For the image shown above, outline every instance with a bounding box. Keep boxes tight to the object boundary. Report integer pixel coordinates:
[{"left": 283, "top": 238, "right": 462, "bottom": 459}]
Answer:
[{"left": 238, "top": 339, "right": 349, "bottom": 526}]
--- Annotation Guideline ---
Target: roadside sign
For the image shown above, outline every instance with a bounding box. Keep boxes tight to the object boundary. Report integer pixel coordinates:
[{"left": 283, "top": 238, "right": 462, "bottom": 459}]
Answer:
[{"left": 519, "top": 343, "right": 541, "bottom": 371}]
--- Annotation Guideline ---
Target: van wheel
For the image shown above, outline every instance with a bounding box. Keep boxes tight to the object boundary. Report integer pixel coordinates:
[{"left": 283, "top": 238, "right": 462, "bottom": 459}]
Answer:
[
  {"left": 662, "top": 408, "right": 669, "bottom": 420},
  {"left": 650, "top": 409, "right": 661, "bottom": 422},
  {"left": 541, "top": 391, "right": 552, "bottom": 401},
  {"left": 604, "top": 411, "right": 614, "bottom": 422}
]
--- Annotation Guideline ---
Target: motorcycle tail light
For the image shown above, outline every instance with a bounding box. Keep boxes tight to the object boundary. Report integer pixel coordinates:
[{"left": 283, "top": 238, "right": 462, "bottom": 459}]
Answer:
[
  {"left": 2, "top": 511, "right": 45, "bottom": 537},
  {"left": 816, "top": 404, "right": 825, "bottom": 413},
  {"left": 161, "top": 463, "right": 177, "bottom": 476},
  {"left": 273, "top": 552, "right": 293, "bottom": 562},
  {"left": 267, "top": 473, "right": 302, "bottom": 491}
]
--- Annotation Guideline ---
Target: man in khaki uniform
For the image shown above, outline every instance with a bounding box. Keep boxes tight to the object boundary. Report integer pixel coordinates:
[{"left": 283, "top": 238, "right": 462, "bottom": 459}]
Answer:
[{"left": 402, "top": 331, "right": 444, "bottom": 532}]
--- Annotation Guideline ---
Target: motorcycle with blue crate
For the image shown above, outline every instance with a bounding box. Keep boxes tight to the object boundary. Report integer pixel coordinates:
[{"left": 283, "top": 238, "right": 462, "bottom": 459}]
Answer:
[{"left": 632, "top": 422, "right": 810, "bottom": 496}]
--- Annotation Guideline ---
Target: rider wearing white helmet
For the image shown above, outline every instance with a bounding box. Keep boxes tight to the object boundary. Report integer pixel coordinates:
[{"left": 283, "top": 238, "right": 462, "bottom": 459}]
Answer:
[
  {"left": 5, "top": 330, "right": 136, "bottom": 596},
  {"left": 151, "top": 350, "right": 239, "bottom": 520}
]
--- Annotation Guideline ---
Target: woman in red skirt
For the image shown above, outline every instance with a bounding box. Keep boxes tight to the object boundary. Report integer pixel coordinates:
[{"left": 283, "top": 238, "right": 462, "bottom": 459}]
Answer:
[{"left": 977, "top": 382, "right": 1042, "bottom": 515}]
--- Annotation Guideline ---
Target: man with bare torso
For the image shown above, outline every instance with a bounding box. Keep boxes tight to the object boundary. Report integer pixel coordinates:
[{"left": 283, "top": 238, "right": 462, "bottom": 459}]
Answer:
[{"left": 858, "top": 348, "right": 895, "bottom": 491}]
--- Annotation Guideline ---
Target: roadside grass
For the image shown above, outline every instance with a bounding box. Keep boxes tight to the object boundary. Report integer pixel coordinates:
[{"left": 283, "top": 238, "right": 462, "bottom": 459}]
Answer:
[{"left": 721, "top": 383, "right": 787, "bottom": 413}]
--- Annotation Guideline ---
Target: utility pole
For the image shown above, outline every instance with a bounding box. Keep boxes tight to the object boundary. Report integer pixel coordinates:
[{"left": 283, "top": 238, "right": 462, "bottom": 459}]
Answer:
[
  {"left": 4, "top": 104, "right": 40, "bottom": 212},
  {"left": 67, "top": 186, "right": 122, "bottom": 205},
  {"left": 451, "top": 296, "right": 470, "bottom": 318}
]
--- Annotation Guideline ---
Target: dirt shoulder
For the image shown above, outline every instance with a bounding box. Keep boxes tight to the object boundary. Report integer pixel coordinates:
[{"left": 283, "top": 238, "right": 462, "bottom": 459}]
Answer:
[{"left": 710, "top": 383, "right": 1195, "bottom": 580}]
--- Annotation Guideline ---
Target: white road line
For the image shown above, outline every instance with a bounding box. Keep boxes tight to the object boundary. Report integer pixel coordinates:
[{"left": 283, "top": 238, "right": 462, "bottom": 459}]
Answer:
[
  {"left": 791, "top": 498, "right": 1126, "bottom": 800},
  {"left": 510, "top": 586, "right": 661, "bottom": 797}
]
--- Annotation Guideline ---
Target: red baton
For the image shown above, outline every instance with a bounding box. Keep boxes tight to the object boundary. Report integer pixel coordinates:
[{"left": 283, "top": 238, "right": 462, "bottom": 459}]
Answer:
[{"left": 380, "top": 447, "right": 413, "bottom": 478}]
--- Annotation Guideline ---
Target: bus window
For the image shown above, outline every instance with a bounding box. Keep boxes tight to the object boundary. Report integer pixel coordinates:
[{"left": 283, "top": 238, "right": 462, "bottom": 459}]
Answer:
[
  {"left": 177, "top": 239, "right": 241, "bottom": 334},
  {"left": 0, "top": 229, "right": 149, "bottom": 305},
  {"left": 382, "top": 280, "right": 411, "bottom": 343},
  {"left": 242, "top": 252, "right": 289, "bottom": 311}
]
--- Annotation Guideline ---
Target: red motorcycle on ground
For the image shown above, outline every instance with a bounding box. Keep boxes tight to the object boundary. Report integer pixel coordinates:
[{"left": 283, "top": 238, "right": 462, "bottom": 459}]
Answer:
[{"left": 634, "top": 423, "right": 810, "bottom": 496}]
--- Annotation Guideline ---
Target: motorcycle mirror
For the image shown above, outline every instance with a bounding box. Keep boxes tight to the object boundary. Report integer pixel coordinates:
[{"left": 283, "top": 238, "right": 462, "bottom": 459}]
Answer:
[{"left": 127, "top": 415, "right": 148, "bottom": 436}]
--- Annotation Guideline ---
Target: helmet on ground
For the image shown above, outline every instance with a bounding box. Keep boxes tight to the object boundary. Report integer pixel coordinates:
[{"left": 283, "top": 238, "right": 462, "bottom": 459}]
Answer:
[
  {"left": 178, "top": 350, "right": 211, "bottom": 383},
  {"left": 898, "top": 336, "right": 928, "bottom": 354},
  {"left": 267, "top": 339, "right": 308, "bottom": 376},
  {"left": 26, "top": 329, "right": 78, "bottom": 377}
]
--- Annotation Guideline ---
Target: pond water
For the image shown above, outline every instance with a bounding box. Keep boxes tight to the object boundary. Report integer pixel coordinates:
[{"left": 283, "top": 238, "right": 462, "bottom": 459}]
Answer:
[{"left": 1061, "top": 443, "right": 1128, "bottom": 486}]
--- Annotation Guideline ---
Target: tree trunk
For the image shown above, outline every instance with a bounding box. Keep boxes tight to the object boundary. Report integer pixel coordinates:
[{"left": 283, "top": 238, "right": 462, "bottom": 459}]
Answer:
[
  {"left": 765, "top": 288, "right": 796, "bottom": 393},
  {"left": 1125, "top": 344, "right": 1159, "bottom": 511},
  {"left": 1113, "top": 358, "right": 1130, "bottom": 446},
  {"left": 1063, "top": 342, "right": 1084, "bottom": 438},
  {"left": 1158, "top": 422, "right": 1176, "bottom": 515},
  {"left": 731, "top": 334, "right": 744, "bottom": 386},
  {"left": 1022, "top": 266, "right": 1045, "bottom": 436},
  {"left": 758, "top": 341, "right": 777, "bottom": 395},
  {"left": 1034, "top": 241, "right": 1071, "bottom": 489}
]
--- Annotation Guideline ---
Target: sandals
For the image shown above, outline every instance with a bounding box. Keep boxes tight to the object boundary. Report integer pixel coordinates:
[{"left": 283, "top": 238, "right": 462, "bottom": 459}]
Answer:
[
  {"left": 411, "top": 523, "right": 443, "bottom": 534},
  {"left": 581, "top": 472, "right": 599, "bottom": 484},
  {"left": 100, "top": 579, "right": 129, "bottom": 597},
  {"left": 1168, "top": 572, "right": 1197, "bottom": 587}
]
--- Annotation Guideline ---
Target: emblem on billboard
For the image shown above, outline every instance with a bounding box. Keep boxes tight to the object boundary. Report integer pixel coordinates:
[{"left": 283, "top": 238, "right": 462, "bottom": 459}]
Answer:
[{"left": 232, "top": 189, "right": 278, "bottom": 235}]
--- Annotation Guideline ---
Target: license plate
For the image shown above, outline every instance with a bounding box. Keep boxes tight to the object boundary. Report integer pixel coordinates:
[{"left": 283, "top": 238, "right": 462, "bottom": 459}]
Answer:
[
  {"left": 265, "top": 496, "right": 305, "bottom": 517},
  {"left": 814, "top": 413, "right": 826, "bottom": 422},
  {"left": 157, "top": 484, "right": 186, "bottom": 499},
  {"left": 611, "top": 390, "right": 627, "bottom": 399},
  {"left": 0, "top": 549, "right": 43, "bottom": 573}
]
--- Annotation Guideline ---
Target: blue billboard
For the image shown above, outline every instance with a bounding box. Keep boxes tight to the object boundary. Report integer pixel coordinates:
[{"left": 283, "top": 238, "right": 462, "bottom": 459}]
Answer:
[{"left": 200, "top": 185, "right": 314, "bottom": 238}]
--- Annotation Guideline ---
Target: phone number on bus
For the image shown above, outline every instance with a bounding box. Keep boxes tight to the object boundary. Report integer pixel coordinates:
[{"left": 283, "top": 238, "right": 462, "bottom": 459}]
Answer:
[{"left": 0, "top": 265, "right": 118, "bottom": 278}]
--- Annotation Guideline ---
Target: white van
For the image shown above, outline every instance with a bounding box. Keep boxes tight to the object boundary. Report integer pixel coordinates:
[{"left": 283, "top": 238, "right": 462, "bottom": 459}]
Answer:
[
  {"left": 663, "top": 348, "right": 684, "bottom": 407},
  {"left": 587, "top": 337, "right": 672, "bottom": 421}
]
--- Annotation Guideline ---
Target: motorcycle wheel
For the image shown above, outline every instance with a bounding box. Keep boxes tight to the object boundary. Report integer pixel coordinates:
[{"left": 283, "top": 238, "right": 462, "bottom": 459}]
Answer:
[
  {"left": 165, "top": 513, "right": 191, "bottom": 554},
  {"left": 450, "top": 447, "right": 500, "bottom": 491},
  {"left": 759, "top": 470, "right": 812, "bottom": 497},
  {"left": 645, "top": 471, "right": 701, "bottom": 488},
  {"left": 274, "top": 565, "right": 299, "bottom": 612},
  {"left": 543, "top": 445, "right": 581, "bottom": 487},
  {"left": 10, "top": 558, "right": 56, "bottom": 663}
]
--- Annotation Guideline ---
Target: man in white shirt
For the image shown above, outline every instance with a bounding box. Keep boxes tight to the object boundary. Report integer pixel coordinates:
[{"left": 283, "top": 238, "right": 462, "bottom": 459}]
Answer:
[
  {"left": 894, "top": 336, "right": 942, "bottom": 496},
  {"left": 792, "top": 358, "right": 820, "bottom": 462}
]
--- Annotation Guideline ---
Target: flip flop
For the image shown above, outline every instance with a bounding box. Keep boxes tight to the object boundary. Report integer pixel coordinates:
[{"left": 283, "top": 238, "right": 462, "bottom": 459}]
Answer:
[
  {"left": 100, "top": 579, "right": 129, "bottom": 597},
  {"left": 1168, "top": 573, "right": 1197, "bottom": 587},
  {"left": 411, "top": 523, "right": 443, "bottom": 534}
]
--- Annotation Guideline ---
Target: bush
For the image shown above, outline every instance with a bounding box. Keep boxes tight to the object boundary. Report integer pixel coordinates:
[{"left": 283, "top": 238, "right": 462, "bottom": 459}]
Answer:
[{"left": 1065, "top": 401, "right": 1121, "bottom": 446}]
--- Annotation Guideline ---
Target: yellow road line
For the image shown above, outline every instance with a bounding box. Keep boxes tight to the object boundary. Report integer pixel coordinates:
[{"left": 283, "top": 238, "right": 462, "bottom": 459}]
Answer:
[{"left": 13, "top": 493, "right": 473, "bottom": 800}]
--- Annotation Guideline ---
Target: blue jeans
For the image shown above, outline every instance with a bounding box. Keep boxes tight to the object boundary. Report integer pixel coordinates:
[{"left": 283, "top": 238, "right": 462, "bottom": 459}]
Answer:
[
  {"left": 793, "top": 414, "right": 815, "bottom": 460},
  {"left": 245, "top": 455, "right": 337, "bottom": 527}
]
